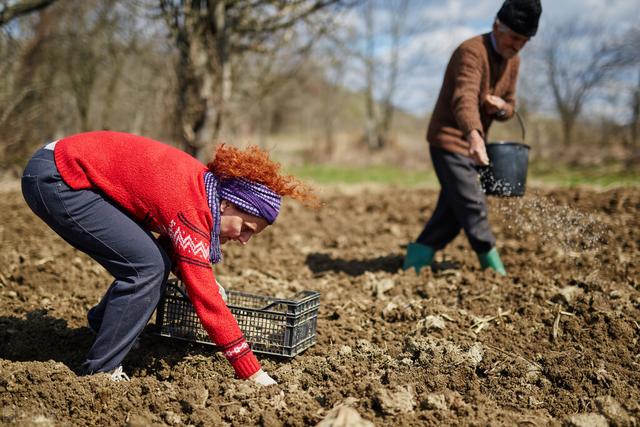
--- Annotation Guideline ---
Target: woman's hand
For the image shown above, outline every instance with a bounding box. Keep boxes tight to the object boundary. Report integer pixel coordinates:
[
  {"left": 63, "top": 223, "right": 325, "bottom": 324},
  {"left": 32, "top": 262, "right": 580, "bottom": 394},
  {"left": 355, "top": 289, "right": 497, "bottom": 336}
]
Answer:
[
  {"left": 215, "top": 280, "right": 228, "bottom": 302},
  {"left": 249, "top": 369, "right": 277, "bottom": 386}
]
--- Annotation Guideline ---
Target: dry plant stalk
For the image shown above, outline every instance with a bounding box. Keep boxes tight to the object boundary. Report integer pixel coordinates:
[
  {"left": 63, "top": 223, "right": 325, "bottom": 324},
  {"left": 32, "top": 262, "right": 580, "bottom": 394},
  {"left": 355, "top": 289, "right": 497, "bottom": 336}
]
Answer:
[
  {"left": 470, "top": 308, "right": 510, "bottom": 333},
  {"left": 552, "top": 306, "right": 576, "bottom": 341}
]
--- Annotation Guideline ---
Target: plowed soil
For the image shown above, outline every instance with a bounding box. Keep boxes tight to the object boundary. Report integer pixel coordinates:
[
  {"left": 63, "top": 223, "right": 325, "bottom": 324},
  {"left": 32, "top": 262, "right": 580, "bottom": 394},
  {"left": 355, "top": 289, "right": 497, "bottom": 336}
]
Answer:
[{"left": 1, "top": 182, "right": 639, "bottom": 426}]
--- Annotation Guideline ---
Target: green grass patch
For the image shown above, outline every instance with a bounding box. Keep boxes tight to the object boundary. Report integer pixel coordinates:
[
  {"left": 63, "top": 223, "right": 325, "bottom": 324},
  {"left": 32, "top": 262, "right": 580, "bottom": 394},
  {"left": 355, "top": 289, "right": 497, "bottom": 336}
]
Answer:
[
  {"left": 288, "top": 164, "right": 437, "bottom": 186},
  {"left": 287, "top": 162, "right": 639, "bottom": 188},
  {"left": 529, "top": 163, "right": 640, "bottom": 187}
]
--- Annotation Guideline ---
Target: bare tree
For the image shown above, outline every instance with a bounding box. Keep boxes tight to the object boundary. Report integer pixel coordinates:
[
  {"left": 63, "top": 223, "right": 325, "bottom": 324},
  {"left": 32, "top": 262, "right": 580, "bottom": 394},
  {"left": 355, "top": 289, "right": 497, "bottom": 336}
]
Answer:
[
  {"left": 631, "top": 71, "right": 640, "bottom": 159},
  {"left": 377, "top": 0, "right": 407, "bottom": 148},
  {"left": 233, "top": 11, "right": 342, "bottom": 149},
  {"left": 318, "top": 49, "right": 346, "bottom": 158},
  {"left": 542, "top": 22, "right": 630, "bottom": 146},
  {"left": 0, "top": 0, "right": 175, "bottom": 168},
  {"left": 0, "top": 0, "right": 61, "bottom": 137},
  {"left": 0, "top": 0, "right": 59, "bottom": 26},
  {"left": 362, "top": 0, "right": 409, "bottom": 150},
  {"left": 362, "top": 0, "right": 376, "bottom": 149},
  {"left": 158, "top": 0, "right": 343, "bottom": 159},
  {"left": 0, "top": 5, "right": 61, "bottom": 167},
  {"left": 621, "top": 28, "right": 640, "bottom": 160},
  {"left": 60, "top": 0, "right": 130, "bottom": 131}
]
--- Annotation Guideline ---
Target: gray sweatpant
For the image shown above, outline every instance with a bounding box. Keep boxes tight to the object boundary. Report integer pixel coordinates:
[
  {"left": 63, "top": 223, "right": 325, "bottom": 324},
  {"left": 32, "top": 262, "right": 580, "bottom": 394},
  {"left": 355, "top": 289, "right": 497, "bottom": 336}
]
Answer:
[
  {"left": 21, "top": 147, "right": 171, "bottom": 374},
  {"left": 416, "top": 146, "right": 496, "bottom": 253}
]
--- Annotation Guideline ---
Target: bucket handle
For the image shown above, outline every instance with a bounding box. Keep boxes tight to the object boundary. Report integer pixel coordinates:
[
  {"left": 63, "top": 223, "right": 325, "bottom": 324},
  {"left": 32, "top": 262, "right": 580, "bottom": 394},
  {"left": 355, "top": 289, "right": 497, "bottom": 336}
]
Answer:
[
  {"left": 488, "top": 110, "right": 526, "bottom": 143},
  {"left": 514, "top": 110, "right": 526, "bottom": 142}
]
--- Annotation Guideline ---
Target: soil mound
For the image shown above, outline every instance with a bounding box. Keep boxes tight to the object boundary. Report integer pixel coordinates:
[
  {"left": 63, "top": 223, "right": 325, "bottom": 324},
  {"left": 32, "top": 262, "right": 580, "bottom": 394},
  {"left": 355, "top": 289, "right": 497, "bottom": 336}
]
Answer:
[{"left": 1, "top": 185, "right": 638, "bottom": 425}]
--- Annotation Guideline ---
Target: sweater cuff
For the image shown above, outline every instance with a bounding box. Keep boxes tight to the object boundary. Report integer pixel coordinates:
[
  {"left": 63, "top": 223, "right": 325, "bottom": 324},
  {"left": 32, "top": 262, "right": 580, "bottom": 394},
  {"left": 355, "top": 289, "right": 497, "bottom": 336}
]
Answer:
[
  {"left": 222, "top": 339, "right": 261, "bottom": 379},
  {"left": 460, "top": 122, "right": 483, "bottom": 139},
  {"left": 465, "top": 128, "right": 484, "bottom": 139},
  {"left": 231, "top": 351, "right": 261, "bottom": 379}
]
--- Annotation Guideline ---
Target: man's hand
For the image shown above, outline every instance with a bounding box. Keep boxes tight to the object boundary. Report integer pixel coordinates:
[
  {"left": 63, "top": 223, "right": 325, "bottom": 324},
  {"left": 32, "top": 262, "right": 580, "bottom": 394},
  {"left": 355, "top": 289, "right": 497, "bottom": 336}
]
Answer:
[
  {"left": 484, "top": 95, "right": 507, "bottom": 116},
  {"left": 467, "top": 130, "right": 489, "bottom": 166},
  {"left": 249, "top": 369, "right": 277, "bottom": 386}
]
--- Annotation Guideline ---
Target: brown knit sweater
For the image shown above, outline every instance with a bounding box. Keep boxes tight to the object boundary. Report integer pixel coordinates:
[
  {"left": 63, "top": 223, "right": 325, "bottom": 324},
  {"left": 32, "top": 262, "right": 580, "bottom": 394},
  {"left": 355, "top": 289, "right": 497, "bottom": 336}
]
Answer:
[{"left": 427, "top": 33, "right": 519, "bottom": 156}]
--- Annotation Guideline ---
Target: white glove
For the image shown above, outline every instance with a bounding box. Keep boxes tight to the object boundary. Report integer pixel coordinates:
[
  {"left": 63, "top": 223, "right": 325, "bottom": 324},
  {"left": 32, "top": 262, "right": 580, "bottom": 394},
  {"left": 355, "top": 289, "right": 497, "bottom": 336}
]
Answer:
[
  {"left": 249, "top": 369, "right": 277, "bottom": 386},
  {"left": 215, "top": 280, "right": 228, "bottom": 302}
]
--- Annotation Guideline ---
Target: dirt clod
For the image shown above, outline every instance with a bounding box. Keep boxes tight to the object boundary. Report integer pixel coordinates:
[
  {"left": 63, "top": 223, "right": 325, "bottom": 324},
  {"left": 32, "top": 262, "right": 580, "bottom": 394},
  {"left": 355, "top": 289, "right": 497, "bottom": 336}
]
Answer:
[{"left": 1, "top": 185, "right": 639, "bottom": 425}]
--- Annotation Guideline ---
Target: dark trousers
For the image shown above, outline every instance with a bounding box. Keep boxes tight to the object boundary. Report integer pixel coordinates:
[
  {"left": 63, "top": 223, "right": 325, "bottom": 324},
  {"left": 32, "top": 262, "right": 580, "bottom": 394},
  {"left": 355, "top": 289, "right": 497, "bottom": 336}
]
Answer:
[
  {"left": 416, "top": 146, "right": 495, "bottom": 253},
  {"left": 21, "top": 148, "right": 171, "bottom": 374}
]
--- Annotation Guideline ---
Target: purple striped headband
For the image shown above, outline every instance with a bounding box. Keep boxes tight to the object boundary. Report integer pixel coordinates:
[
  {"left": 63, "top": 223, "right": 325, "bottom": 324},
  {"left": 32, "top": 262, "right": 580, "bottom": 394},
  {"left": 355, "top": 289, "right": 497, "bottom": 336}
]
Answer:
[{"left": 219, "top": 178, "right": 281, "bottom": 224}]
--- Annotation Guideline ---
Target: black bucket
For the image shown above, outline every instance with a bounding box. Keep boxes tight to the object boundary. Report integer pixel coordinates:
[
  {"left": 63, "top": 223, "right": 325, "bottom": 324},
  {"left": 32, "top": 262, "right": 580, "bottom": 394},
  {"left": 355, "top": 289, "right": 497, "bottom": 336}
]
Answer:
[{"left": 479, "top": 112, "right": 530, "bottom": 197}]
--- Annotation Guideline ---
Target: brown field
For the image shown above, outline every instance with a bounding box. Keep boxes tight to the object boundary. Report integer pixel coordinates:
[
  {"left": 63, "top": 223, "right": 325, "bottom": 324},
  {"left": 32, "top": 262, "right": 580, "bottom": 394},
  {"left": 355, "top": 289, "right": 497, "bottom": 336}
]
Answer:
[{"left": 1, "top": 182, "right": 639, "bottom": 426}]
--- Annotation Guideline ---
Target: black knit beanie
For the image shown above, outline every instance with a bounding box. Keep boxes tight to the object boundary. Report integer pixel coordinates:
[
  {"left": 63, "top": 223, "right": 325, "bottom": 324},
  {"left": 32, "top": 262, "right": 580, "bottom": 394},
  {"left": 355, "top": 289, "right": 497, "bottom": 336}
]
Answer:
[{"left": 497, "top": 0, "right": 542, "bottom": 37}]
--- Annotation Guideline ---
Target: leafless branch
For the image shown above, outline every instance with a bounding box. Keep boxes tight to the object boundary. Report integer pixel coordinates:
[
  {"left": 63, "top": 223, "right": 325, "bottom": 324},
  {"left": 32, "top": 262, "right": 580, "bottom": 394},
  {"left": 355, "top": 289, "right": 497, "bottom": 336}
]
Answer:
[{"left": 0, "top": 0, "right": 59, "bottom": 26}]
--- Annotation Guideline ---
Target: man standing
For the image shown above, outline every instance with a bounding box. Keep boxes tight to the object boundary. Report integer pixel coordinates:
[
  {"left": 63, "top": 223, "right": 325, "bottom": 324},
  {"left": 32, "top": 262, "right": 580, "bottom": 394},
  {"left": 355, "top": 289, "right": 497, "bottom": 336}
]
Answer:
[{"left": 403, "top": 0, "right": 542, "bottom": 275}]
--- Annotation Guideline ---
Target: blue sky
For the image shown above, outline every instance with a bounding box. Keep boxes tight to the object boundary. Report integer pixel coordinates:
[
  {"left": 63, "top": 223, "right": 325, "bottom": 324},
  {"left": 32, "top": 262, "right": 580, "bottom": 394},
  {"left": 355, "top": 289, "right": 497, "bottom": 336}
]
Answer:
[{"left": 335, "top": 0, "right": 639, "bottom": 116}]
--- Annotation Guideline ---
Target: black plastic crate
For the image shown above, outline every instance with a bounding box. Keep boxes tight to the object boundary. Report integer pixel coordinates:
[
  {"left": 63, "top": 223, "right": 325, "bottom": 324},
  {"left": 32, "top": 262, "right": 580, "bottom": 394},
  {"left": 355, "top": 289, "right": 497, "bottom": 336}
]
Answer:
[{"left": 155, "top": 278, "right": 320, "bottom": 358}]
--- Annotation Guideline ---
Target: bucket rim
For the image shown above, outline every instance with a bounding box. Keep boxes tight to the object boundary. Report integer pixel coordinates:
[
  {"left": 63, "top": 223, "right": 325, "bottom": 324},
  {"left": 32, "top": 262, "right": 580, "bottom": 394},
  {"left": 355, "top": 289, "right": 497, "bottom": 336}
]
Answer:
[{"left": 486, "top": 140, "right": 530, "bottom": 149}]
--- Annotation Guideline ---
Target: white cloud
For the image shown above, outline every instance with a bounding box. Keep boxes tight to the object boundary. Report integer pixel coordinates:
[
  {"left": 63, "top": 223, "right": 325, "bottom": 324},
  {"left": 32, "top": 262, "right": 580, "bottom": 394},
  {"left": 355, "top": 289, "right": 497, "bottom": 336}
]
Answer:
[
  {"left": 402, "top": 25, "right": 476, "bottom": 62},
  {"left": 419, "top": 0, "right": 499, "bottom": 23},
  {"left": 334, "top": 0, "right": 638, "bottom": 116},
  {"left": 540, "top": 0, "right": 639, "bottom": 28}
]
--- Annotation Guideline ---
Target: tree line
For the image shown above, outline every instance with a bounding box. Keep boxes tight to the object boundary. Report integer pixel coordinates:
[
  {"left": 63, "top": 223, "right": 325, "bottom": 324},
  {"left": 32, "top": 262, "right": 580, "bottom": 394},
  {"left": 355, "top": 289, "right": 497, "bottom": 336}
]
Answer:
[{"left": 1, "top": 0, "right": 638, "bottom": 170}]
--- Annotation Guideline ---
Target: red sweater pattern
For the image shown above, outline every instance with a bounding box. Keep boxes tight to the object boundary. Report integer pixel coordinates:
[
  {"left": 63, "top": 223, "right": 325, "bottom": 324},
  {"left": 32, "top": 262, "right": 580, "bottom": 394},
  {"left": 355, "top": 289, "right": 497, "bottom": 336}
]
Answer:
[{"left": 53, "top": 131, "right": 260, "bottom": 379}]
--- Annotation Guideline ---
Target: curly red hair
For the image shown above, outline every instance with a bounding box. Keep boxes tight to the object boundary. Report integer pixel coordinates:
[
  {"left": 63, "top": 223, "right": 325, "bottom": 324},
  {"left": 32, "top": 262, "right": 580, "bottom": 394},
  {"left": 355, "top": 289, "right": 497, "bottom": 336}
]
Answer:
[{"left": 207, "top": 144, "right": 318, "bottom": 207}]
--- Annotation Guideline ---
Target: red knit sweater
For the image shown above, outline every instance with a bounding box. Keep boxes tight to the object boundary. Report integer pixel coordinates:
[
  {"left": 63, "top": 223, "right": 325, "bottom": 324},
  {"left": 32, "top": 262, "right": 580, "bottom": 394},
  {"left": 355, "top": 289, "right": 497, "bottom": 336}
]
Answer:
[{"left": 54, "top": 131, "right": 260, "bottom": 379}]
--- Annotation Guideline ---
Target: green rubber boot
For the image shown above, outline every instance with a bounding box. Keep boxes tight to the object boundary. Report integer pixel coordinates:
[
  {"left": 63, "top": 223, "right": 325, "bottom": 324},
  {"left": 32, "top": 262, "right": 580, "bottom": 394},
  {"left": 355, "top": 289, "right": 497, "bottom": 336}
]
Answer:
[
  {"left": 403, "top": 242, "right": 435, "bottom": 273},
  {"left": 477, "top": 247, "right": 507, "bottom": 276}
]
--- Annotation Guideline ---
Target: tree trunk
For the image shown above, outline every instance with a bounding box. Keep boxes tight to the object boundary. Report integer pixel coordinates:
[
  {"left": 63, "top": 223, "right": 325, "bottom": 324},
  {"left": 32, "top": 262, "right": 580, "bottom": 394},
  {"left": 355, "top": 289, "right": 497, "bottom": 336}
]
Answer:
[
  {"left": 628, "top": 69, "right": 640, "bottom": 164},
  {"left": 561, "top": 113, "right": 575, "bottom": 146},
  {"left": 176, "top": 1, "right": 230, "bottom": 161},
  {"left": 160, "top": 0, "right": 341, "bottom": 158},
  {"left": 377, "top": 0, "right": 407, "bottom": 148},
  {"left": 363, "top": 1, "right": 380, "bottom": 150},
  {"left": 191, "top": 1, "right": 229, "bottom": 158},
  {"left": 631, "top": 71, "right": 640, "bottom": 149}
]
